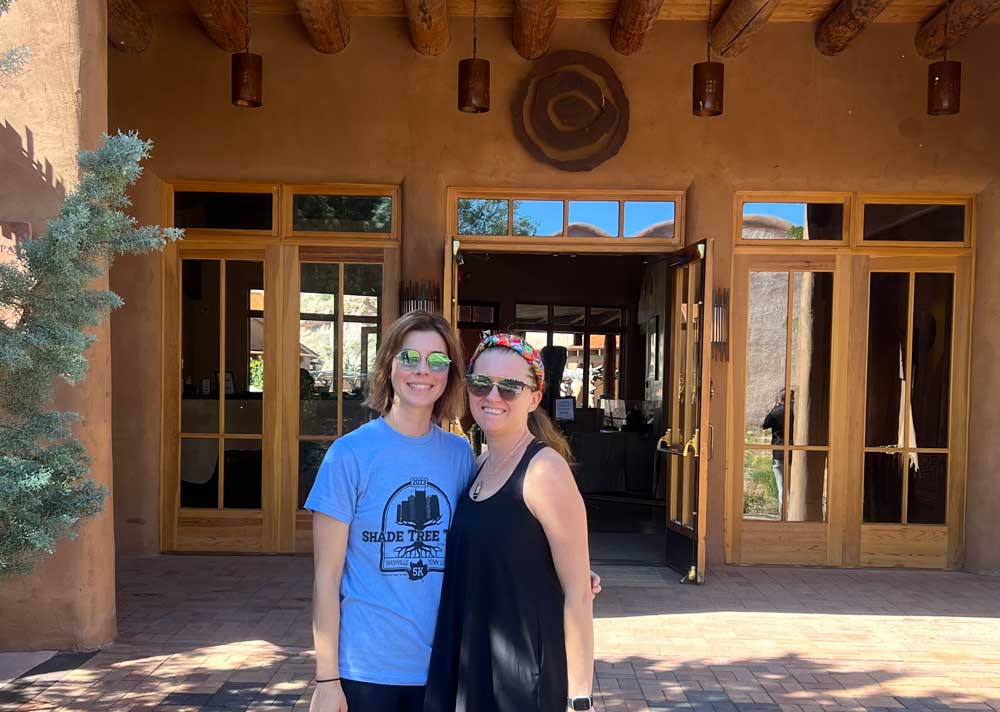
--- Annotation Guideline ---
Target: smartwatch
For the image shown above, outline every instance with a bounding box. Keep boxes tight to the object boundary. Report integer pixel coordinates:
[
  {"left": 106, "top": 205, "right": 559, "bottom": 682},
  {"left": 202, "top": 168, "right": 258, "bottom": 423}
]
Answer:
[{"left": 568, "top": 695, "right": 594, "bottom": 710}]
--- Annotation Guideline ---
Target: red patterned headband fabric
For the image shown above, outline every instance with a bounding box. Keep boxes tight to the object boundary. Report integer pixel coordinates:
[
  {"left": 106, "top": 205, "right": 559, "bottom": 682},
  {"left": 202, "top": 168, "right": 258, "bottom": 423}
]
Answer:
[{"left": 468, "top": 333, "right": 546, "bottom": 391}]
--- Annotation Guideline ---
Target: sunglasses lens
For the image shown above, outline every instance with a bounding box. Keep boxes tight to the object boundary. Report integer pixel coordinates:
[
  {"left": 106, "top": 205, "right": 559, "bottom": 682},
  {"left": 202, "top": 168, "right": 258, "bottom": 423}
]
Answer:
[
  {"left": 397, "top": 349, "right": 420, "bottom": 368},
  {"left": 497, "top": 381, "right": 524, "bottom": 401},
  {"left": 466, "top": 375, "right": 492, "bottom": 397},
  {"left": 427, "top": 353, "right": 452, "bottom": 372}
]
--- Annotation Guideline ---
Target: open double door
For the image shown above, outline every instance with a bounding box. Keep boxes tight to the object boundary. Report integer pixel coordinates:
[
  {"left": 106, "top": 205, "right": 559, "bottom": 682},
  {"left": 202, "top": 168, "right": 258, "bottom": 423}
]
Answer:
[{"left": 444, "top": 240, "right": 714, "bottom": 582}]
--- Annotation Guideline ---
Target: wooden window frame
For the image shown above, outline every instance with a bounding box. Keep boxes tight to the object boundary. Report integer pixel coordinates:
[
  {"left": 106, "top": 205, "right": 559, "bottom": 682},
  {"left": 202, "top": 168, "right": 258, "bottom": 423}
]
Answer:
[
  {"left": 734, "top": 191, "right": 852, "bottom": 248},
  {"left": 167, "top": 181, "right": 279, "bottom": 239},
  {"left": 283, "top": 183, "right": 400, "bottom": 243},
  {"left": 448, "top": 187, "right": 685, "bottom": 252},
  {"left": 854, "top": 193, "right": 974, "bottom": 249}
]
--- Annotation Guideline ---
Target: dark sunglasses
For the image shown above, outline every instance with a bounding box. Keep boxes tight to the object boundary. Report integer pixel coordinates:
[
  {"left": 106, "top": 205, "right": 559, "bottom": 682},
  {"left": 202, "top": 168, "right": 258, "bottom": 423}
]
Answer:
[
  {"left": 396, "top": 349, "right": 452, "bottom": 373},
  {"left": 465, "top": 373, "right": 536, "bottom": 401}
]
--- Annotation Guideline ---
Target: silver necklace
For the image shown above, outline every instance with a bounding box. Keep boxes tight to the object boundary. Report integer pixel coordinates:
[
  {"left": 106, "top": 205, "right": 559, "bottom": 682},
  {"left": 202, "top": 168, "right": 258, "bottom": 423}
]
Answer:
[{"left": 471, "top": 431, "right": 531, "bottom": 500}]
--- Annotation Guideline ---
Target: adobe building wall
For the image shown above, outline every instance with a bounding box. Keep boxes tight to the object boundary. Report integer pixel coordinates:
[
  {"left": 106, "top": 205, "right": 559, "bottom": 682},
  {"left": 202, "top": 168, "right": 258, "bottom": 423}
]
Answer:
[
  {"left": 0, "top": 0, "right": 115, "bottom": 650},
  {"left": 108, "top": 12, "right": 1000, "bottom": 571}
]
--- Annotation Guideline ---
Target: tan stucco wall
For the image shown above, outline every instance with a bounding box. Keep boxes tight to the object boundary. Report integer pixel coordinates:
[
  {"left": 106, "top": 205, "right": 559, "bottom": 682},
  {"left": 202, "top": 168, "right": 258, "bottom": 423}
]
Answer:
[
  {"left": 108, "top": 12, "right": 1000, "bottom": 570},
  {"left": 0, "top": 0, "right": 115, "bottom": 650}
]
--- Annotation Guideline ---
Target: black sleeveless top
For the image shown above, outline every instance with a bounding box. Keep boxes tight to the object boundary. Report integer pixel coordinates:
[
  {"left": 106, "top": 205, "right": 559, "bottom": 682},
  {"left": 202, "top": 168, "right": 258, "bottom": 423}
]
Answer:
[{"left": 424, "top": 440, "right": 567, "bottom": 712}]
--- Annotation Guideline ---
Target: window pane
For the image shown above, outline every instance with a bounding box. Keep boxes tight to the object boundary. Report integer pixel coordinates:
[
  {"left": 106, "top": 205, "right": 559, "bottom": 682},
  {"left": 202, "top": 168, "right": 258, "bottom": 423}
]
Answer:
[
  {"left": 181, "top": 260, "right": 220, "bottom": 433},
  {"left": 513, "top": 200, "right": 563, "bottom": 236},
  {"left": 224, "top": 261, "right": 264, "bottom": 435},
  {"left": 553, "top": 306, "right": 585, "bottom": 328},
  {"left": 866, "top": 273, "right": 909, "bottom": 448},
  {"left": 744, "top": 449, "right": 780, "bottom": 520},
  {"left": 299, "top": 440, "right": 333, "bottom": 509},
  {"left": 523, "top": 331, "right": 549, "bottom": 350},
  {"left": 624, "top": 201, "right": 675, "bottom": 238},
  {"left": 174, "top": 191, "right": 272, "bottom": 231},
  {"left": 458, "top": 198, "right": 509, "bottom": 236},
  {"left": 908, "top": 453, "right": 947, "bottom": 524},
  {"left": 864, "top": 451, "right": 903, "bottom": 523},
  {"left": 180, "top": 438, "right": 219, "bottom": 508},
  {"left": 343, "top": 264, "right": 381, "bottom": 435},
  {"left": 863, "top": 204, "right": 965, "bottom": 242},
  {"left": 787, "top": 450, "right": 828, "bottom": 522},
  {"left": 588, "top": 334, "right": 620, "bottom": 408},
  {"left": 789, "top": 272, "right": 833, "bottom": 447},
  {"left": 300, "top": 264, "right": 339, "bottom": 437},
  {"left": 553, "top": 332, "right": 585, "bottom": 407},
  {"left": 568, "top": 201, "right": 619, "bottom": 237},
  {"left": 742, "top": 202, "right": 844, "bottom": 241},
  {"left": 516, "top": 304, "right": 548, "bottom": 326},
  {"left": 912, "top": 274, "right": 953, "bottom": 449},
  {"left": 222, "top": 439, "right": 262, "bottom": 509},
  {"left": 472, "top": 306, "right": 495, "bottom": 324},
  {"left": 292, "top": 194, "right": 392, "bottom": 233},
  {"left": 746, "top": 272, "right": 788, "bottom": 446},
  {"left": 590, "top": 307, "right": 623, "bottom": 330}
]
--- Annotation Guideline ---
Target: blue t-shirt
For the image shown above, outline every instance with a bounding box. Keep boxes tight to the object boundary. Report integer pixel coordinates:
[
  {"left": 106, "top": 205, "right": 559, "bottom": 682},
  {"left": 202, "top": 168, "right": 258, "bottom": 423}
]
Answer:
[{"left": 305, "top": 417, "right": 475, "bottom": 686}]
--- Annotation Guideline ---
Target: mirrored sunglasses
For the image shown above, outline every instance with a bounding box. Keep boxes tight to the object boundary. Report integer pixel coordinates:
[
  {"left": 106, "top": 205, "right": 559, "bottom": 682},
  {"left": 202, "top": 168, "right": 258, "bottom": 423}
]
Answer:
[
  {"left": 395, "top": 349, "right": 452, "bottom": 373},
  {"left": 465, "top": 373, "right": 535, "bottom": 401}
]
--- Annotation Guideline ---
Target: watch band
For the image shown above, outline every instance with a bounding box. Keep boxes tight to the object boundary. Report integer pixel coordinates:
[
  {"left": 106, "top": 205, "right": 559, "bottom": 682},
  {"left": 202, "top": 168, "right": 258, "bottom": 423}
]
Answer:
[{"left": 568, "top": 695, "right": 594, "bottom": 710}]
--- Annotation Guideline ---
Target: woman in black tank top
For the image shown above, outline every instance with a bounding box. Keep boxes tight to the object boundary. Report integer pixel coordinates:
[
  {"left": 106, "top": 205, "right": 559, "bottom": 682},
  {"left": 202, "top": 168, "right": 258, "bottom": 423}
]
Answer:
[{"left": 425, "top": 334, "right": 595, "bottom": 712}]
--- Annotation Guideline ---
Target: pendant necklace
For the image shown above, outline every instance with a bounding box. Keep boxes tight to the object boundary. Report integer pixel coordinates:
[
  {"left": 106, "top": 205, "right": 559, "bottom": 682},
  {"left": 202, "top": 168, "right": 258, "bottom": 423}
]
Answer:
[{"left": 471, "top": 431, "right": 531, "bottom": 500}]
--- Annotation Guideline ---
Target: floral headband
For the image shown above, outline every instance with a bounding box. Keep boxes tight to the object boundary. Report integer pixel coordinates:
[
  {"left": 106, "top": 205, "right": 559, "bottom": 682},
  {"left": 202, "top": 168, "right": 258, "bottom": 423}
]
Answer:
[{"left": 468, "top": 333, "right": 545, "bottom": 391}]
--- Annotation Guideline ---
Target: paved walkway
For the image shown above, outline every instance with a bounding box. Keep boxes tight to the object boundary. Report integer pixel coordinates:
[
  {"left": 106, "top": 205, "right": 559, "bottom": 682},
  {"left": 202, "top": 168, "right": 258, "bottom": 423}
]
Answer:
[{"left": 2, "top": 557, "right": 999, "bottom": 711}]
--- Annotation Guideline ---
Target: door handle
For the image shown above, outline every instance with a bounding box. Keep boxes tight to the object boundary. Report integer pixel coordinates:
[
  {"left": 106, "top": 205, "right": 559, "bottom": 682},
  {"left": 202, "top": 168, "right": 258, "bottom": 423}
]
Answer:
[{"left": 683, "top": 428, "right": 700, "bottom": 458}]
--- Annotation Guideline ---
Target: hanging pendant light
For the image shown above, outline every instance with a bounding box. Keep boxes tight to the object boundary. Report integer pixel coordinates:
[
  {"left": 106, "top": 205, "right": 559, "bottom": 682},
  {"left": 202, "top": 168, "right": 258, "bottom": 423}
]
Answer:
[
  {"left": 232, "top": 0, "right": 263, "bottom": 108},
  {"left": 927, "top": 0, "right": 960, "bottom": 116},
  {"left": 458, "top": 0, "right": 490, "bottom": 113},
  {"left": 693, "top": 0, "right": 724, "bottom": 116}
]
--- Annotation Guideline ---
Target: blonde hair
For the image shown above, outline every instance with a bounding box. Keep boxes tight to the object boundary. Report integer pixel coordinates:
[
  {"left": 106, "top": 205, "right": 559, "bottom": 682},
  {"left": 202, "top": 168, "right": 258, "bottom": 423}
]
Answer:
[{"left": 364, "top": 310, "right": 466, "bottom": 423}]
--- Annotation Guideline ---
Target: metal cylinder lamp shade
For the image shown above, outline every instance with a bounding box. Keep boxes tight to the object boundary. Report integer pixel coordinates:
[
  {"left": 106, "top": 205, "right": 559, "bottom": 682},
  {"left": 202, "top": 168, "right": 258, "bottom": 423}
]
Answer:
[
  {"left": 927, "top": 60, "right": 961, "bottom": 116},
  {"left": 232, "top": 52, "right": 263, "bottom": 108},
  {"left": 692, "top": 60, "right": 724, "bottom": 117},
  {"left": 458, "top": 57, "right": 490, "bottom": 113}
]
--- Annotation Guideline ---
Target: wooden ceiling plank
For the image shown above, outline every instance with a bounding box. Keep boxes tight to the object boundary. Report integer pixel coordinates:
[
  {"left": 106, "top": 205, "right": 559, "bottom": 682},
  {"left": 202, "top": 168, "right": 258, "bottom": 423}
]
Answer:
[
  {"left": 401, "top": 0, "right": 450, "bottom": 54},
  {"left": 610, "top": 0, "right": 666, "bottom": 54},
  {"left": 185, "top": 0, "right": 248, "bottom": 52},
  {"left": 815, "top": 0, "right": 894, "bottom": 54},
  {"left": 710, "top": 0, "right": 782, "bottom": 56},
  {"left": 513, "top": 0, "right": 558, "bottom": 58},
  {"left": 915, "top": 0, "right": 1000, "bottom": 57},
  {"left": 295, "top": 0, "right": 351, "bottom": 52},
  {"left": 109, "top": 0, "right": 154, "bottom": 52}
]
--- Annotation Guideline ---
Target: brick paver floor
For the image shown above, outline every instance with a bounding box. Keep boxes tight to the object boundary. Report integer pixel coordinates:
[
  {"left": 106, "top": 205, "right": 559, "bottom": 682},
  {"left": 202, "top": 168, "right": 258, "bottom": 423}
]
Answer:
[{"left": 2, "top": 556, "right": 999, "bottom": 711}]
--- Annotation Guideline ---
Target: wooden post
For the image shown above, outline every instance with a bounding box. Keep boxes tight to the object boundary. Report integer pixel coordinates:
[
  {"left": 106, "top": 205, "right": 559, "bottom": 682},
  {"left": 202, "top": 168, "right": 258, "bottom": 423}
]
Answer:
[
  {"left": 108, "top": 0, "right": 152, "bottom": 53},
  {"left": 402, "top": 0, "right": 450, "bottom": 55},
  {"left": 710, "top": 0, "right": 781, "bottom": 57},
  {"left": 610, "top": 0, "right": 665, "bottom": 55},
  {"left": 185, "top": 0, "right": 247, "bottom": 52},
  {"left": 915, "top": 0, "right": 1000, "bottom": 58},
  {"left": 815, "top": 0, "right": 893, "bottom": 55},
  {"left": 295, "top": 0, "right": 351, "bottom": 54},
  {"left": 513, "top": 0, "right": 558, "bottom": 59}
]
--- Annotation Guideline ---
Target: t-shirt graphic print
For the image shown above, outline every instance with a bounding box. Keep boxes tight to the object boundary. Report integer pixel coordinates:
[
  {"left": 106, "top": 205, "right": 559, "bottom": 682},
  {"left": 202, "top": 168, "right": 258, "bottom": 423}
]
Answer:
[{"left": 370, "top": 478, "right": 452, "bottom": 580}]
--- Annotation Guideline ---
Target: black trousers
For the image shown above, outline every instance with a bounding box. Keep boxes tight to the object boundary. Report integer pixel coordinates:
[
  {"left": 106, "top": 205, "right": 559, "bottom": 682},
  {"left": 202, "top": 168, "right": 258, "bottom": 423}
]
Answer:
[{"left": 341, "top": 678, "right": 426, "bottom": 712}]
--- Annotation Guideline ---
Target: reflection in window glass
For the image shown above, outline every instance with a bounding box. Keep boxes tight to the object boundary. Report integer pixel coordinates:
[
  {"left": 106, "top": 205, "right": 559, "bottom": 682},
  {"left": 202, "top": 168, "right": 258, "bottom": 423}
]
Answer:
[
  {"left": 181, "top": 260, "right": 220, "bottom": 434},
  {"left": 590, "top": 307, "right": 623, "bottom": 330},
  {"left": 516, "top": 304, "right": 548, "bottom": 326},
  {"left": 553, "top": 306, "right": 585, "bottom": 328},
  {"left": 174, "top": 191, "right": 272, "bottom": 231},
  {"left": 223, "top": 439, "right": 262, "bottom": 509},
  {"left": 789, "top": 272, "right": 833, "bottom": 447},
  {"left": 552, "top": 332, "right": 585, "bottom": 407},
  {"left": 863, "top": 204, "right": 964, "bottom": 242},
  {"left": 513, "top": 200, "right": 563, "bottom": 237},
  {"left": 746, "top": 272, "right": 788, "bottom": 446},
  {"left": 458, "top": 198, "right": 509, "bottom": 236},
  {"left": 787, "top": 450, "right": 828, "bottom": 522},
  {"left": 744, "top": 449, "right": 780, "bottom": 520},
  {"left": 864, "top": 452, "right": 903, "bottom": 523},
  {"left": 911, "top": 274, "right": 953, "bottom": 449},
  {"left": 523, "top": 331, "right": 549, "bottom": 351},
  {"left": 342, "top": 264, "right": 382, "bottom": 435},
  {"left": 299, "top": 440, "right": 333, "bottom": 509},
  {"left": 292, "top": 195, "right": 392, "bottom": 233},
  {"left": 588, "top": 334, "right": 620, "bottom": 408},
  {"left": 225, "top": 261, "right": 264, "bottom": 435},
  {"left": 180, "top": 438, "right": 219, "bottom": 508},
  {"left": 742, "top": 203, "right": 844, "bottom": 241},
  {"left": 568, "top": 201, "right": 619, "bottom": 237},
  {"left": 908, "top": 453, "right": 947, "bottom": 524},
  {"left": 624, "top": 201, "right": 675, "bottom": 238},
  {"left": 865, "top": 273, "right": 909, "bottom": 448},
  {"left": 300, "top": 264, "right": 339, "bottom": 437}
]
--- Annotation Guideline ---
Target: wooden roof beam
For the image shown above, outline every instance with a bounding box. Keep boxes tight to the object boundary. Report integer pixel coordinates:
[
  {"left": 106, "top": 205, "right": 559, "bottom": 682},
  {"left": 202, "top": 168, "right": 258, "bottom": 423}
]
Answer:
[
  {"left": 710, "top": 0, "right": 781, "bottom": 57},
  {"left": 915, "top": 0, "right": 1000, "bottom": 57},
  {"left": 402, "top": 0, "right": 450, "bottom": 55},
  {"left": 295, "top": 0, "right": 350, "bottom": 53},
  {"left": 108, "top": 0, "right": 153, "bottom": 53},
  {"left": 610, "top": 0, "right": 666, "bottom": 55},
  {"left": 185, "top": 0, "right": 248, "bottom": 52},
  {"left": 513, "top": 0, "right": 557, "bottom": 59},
  {"left": 815, "top": 0, "right": 893, "bottom": 55}
]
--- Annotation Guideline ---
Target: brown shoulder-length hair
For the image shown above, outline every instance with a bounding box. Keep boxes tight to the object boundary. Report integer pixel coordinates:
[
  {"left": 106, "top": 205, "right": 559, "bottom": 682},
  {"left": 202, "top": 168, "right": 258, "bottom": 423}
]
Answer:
[{"left": 364, "top": 310, "right": 466, "bottom": 423}]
